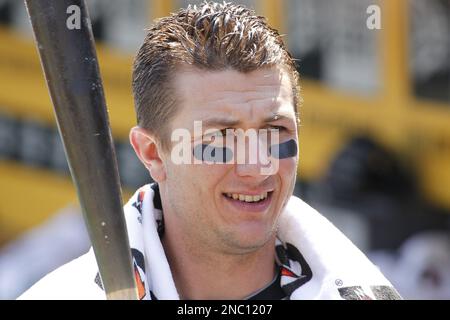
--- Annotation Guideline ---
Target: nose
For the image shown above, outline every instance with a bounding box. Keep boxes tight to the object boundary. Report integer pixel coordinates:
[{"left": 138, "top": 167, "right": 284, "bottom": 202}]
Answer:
[
  {"left": 235, "top": 163, "right": 268, "bottom": 177},
  {"left": 234, "top": 135, "right": 278, "bottom": 177}
]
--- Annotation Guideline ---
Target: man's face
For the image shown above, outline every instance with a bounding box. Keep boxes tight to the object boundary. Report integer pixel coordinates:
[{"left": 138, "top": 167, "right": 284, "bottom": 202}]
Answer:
[{"left": 159, "top": 66, "right": 298, "bottom": 254}]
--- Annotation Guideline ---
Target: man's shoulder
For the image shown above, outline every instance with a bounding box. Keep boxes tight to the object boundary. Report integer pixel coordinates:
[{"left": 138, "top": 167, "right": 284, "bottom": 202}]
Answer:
[
  {"left": 18, "top": 248, "right": 105, "bottom": 300},
  {"left": 281, "top": 195, "right": 400, "bottom": 299}
]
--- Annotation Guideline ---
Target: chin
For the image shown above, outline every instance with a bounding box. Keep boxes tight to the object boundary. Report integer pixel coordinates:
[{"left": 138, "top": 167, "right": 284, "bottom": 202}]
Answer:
[{"left": 222, "top": 223, "right": 276, "bottom": 253}]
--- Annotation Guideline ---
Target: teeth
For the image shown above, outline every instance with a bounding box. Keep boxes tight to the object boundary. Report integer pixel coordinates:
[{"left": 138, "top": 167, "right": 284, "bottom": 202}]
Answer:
[{"left": 226, "top": 192, "right": 270, "bottom": 202}]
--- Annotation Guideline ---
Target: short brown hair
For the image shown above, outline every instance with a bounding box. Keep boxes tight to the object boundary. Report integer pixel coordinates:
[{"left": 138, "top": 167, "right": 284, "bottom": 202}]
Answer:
[{"left": 132, "top": 1, "right": 300, "bottom": 151}]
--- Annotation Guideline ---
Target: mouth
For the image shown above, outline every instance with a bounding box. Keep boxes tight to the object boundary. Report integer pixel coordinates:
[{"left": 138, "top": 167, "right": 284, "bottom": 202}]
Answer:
[{"left": 222, "top": 191, "right": 274, "bottom": 213}]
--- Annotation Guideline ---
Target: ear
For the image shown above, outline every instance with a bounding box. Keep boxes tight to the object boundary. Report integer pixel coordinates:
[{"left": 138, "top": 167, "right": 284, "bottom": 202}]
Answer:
[{"left": 129, "top": 126, "right": 166, "bottom": 183}]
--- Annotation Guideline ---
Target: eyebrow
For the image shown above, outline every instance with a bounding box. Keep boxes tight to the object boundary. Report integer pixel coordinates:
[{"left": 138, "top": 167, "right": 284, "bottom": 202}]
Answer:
[
  {"left": 201, "top": 117, "right": 241, "bottom": 130},
  {"left": 199, "top": 113, "right": 292, "bottom": 130}
]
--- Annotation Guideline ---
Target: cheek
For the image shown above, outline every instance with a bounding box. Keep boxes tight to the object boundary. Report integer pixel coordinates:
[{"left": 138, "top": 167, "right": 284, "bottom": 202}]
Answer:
[
  {"left": 277, "top": 157, "right": 298, "bottom": 187},
  {"left": 168, "top": 162, "right": 229, "bottom": 194},
  {"left": 275, "top": 158, "right": 297, "bottom": 211},
  {"left": 198, "top": 164, "right": 231, "bottom": 194}
]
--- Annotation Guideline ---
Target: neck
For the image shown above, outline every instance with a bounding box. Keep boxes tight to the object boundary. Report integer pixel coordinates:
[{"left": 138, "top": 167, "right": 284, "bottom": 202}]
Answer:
[{"left": 162, "top": 224, "right": 276, "bottom": 300}]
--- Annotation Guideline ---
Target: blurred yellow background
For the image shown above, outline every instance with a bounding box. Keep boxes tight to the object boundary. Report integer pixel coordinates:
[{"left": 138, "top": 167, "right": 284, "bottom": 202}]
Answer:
[{"left": 0, "top": 0, "right": 449, "bottom": 299}]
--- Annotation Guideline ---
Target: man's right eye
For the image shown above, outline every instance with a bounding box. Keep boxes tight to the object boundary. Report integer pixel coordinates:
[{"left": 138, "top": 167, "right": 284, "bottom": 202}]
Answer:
[
  {"left": 219, "top": 128, "right": 235, "bottom": 136},
  {"left": 204, "top": 128, "right": 233, "bottom": 139}
]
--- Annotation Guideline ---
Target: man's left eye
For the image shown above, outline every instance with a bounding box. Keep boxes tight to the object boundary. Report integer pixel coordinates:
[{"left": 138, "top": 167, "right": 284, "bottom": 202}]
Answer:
[{"left": 268, "top": 125, "right": 286, "bottom": 132}]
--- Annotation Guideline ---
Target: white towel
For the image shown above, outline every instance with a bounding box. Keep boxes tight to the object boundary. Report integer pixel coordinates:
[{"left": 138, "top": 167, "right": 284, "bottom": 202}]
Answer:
[{"left": 19, "top": 183, "right": 400, "bottom": 300}]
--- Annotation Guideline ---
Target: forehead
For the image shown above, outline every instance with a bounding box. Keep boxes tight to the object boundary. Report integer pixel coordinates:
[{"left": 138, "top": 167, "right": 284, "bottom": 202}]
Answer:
[{"left": 171, "top": 66, "right": 295, "bottom": 127}]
